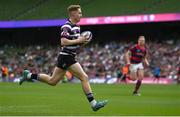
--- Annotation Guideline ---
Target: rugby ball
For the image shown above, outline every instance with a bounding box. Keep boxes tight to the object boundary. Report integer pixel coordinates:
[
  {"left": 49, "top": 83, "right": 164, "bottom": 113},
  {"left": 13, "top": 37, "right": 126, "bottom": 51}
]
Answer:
[{"left": 81, "top": 31, "right": 92, "bottom": 41}]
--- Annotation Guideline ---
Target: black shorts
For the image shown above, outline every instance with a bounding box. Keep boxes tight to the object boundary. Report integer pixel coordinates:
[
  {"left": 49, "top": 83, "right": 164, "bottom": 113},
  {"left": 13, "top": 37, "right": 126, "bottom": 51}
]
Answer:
[{"left": 56, "top": 54, "right": 77, "bottom": 70}]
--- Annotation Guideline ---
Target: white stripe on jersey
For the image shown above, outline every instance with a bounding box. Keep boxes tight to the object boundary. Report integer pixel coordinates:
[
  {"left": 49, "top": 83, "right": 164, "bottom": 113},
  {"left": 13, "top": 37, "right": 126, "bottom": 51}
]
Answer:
[
  {"left": 65, "top": 46, "right": 80, "bottom": 49},
  {"left": 61, "top": 24, "right": 72, "bottom": 29},
  {"left": 71, "top": 27, "right": 80, "bottom": 31},
  {"left": 59, "top": 52, "right": 70, "bottom": 55}
]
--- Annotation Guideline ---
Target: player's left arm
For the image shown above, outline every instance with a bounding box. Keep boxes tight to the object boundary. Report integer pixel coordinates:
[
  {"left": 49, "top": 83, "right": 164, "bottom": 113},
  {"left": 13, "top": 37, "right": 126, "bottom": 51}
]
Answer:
[
  {"left": 143, "top": 53, "right": 150, "bottom": 67},
  {"left": 144, "top": 57, "right": 149, "bottom": 66}
]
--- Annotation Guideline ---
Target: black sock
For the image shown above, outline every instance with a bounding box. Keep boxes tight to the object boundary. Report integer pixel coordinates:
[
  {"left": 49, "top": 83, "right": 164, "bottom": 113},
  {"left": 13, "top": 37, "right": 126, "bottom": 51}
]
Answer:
[
  {"left": 86, "top": 93, "right": 94, "bottom": 102},
  {"left": 31, "top": 74, "right": 38, "bottom": 80}
]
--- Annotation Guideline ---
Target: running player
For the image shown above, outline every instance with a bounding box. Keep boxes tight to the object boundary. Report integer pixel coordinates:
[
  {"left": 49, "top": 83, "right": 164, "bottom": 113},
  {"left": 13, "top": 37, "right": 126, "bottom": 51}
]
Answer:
[
  {"left": 19, "top": 5, "right": 107, "bottom": 111},
  {"left": 125, "top": 36, "right": 149, "bottom": 96}
]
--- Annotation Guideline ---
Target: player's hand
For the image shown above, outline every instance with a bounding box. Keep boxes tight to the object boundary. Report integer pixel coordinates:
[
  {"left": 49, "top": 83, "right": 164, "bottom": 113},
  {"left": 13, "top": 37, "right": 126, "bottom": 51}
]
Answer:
[
  {"left": 78, "top": 36, "right": 89, "bottom": 44},
  {"left": 145, "top": 63, "right": 150, "bottom": 67}
]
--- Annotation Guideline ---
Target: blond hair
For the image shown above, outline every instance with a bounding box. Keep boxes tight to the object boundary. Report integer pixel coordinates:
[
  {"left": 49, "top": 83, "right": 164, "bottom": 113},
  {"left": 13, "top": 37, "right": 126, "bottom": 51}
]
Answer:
[{"left": 67, "top": 5, "right": 81, "bottom": 13}]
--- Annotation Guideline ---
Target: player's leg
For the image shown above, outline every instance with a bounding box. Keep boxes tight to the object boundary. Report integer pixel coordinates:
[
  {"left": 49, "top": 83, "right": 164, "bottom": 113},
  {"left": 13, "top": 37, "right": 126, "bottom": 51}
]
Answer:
[
  {"left": 130, "top": 63, "right": 143, "bottom": 96},
  {"left": 38, "top": 67, "right": 66, "bottom": 86},
  {"left": 153, "top": 75, "right": 156, "bottom": 82},
  {"left": 68, "top": 62, "right": 92, "bottom": 94},
  {"left": 120, "top": 74, "right": 126, "bottom": 83},
  {"left": 68, "top": 62, "right": 108, "bottom": 111},
  {"left": 116, "top": 74, "right": 123, "bottom": 83},
  {"left": 133, "top": 68, "right": 144, "bottom": 95},
  {"left": 19, "top": 67, "right": 66, "bottom": 86},
  {"left": 129, "top": 72, "right": 137, "bottom": 81},
  {"left": 157, "top": 75, "right": 160, "bottom": 83},
  {"left": 124, "top": 74, "right": 128, "bottom": 84},
  {"left": 129, "top": 64, "right": 138, "bottom": 81},
  {"left": 19, "top": 54, "right": 68, "bottom": 85}
]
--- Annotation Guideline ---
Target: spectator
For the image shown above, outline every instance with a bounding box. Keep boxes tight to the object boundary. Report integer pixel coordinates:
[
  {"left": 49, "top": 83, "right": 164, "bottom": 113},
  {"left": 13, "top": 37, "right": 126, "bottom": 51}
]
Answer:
[{"left": 0, "top": 38, "right": 180, "bottom": 82}]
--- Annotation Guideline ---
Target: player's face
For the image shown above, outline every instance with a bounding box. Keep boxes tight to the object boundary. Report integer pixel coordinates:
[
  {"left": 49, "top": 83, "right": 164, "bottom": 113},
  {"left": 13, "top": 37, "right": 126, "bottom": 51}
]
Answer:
[
  {"left": 70, "top": 8, "right": 82, "bottom": 23},
  {"left": 138, "top": 36, "right": 145, "bottom": 46}
]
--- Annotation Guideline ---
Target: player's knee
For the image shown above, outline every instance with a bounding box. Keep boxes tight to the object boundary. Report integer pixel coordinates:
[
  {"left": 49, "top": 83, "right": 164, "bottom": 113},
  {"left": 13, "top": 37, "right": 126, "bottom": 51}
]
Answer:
[
  {"left": 130, "top": 75, "right": 137, "bottom": 81},
  {"left": 138, "top": 77, "right": 143, "bottom": 81},
  {"left": 138, "top": 75, "right": 144, "bottom": 80}
]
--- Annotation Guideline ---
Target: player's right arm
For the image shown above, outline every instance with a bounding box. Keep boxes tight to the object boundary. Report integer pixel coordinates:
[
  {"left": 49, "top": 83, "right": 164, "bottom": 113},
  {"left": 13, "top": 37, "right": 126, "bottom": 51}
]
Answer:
[{"left": 60, "top": 24, "right": 88, "bottom": 46}]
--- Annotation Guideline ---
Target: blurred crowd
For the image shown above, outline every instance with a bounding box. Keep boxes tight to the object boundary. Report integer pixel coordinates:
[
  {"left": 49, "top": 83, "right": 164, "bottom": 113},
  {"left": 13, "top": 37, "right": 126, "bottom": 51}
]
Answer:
[
  {"left": 0, "top": 39, "right": 180, "bottom": 82},
  {"left": 79, "top": 40, "right": 180, "bottom": 80}
]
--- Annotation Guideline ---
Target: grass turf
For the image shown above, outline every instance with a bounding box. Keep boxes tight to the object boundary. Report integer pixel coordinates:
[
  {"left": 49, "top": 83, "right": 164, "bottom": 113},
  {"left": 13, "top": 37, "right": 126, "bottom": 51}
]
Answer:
[{"left": 0, "top": 82, "right": 180, "bottom": 116}]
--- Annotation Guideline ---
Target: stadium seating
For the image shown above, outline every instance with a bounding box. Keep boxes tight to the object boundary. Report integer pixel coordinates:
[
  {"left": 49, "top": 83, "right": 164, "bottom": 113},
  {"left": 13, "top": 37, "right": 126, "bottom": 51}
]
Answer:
[
  {"left": 0, "top": 0, "right": 180, "bottom": 20},
  {"left": 1, "top": 39, "right": 180, "bottom": 80}
]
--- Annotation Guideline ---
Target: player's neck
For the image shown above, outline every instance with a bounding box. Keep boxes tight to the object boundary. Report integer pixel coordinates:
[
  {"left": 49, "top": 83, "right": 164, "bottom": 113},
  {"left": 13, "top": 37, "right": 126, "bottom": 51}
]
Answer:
[
  {"left": 138, "top": 44, "right": 144, "bottom": 48},
  {"left": 69, "top": 18, "right": 78, "bottom": 25}
]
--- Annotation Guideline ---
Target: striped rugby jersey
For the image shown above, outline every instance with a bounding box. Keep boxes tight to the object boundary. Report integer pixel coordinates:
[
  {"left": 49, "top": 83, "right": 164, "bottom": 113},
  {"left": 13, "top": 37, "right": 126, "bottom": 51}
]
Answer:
[
  {"left": 60, "top": 19, "right": 81, "bottom": 56},
  {"left": 130, "top": 44, "right": 146, "bottom": 64}
]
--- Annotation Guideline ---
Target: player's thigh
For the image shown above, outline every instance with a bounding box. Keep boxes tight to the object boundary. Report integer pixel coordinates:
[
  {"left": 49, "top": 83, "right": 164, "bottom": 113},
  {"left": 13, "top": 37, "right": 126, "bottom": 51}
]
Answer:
[
  {"left": 50, "top": 67, "right": 66, "bottom": 82},
  {"left": 68, "top": 62, "right": 88, "bottom": 81},
  {"left": 137, "top": 69, "right": 144, "bottom": 80},
  {"left": 129, "top": 64, "right": 138, "bottom": 80}
]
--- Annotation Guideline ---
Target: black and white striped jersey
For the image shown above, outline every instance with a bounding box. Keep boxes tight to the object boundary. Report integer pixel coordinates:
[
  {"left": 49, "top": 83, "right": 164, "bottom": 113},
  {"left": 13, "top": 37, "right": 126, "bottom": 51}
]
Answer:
[{"left": 60, "top": 19, "right": 81, "bottom": 56}]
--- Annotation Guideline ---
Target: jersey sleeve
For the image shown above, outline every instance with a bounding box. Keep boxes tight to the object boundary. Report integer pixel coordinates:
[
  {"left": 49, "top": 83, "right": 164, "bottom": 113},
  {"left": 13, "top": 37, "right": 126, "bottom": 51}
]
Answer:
[
  {"left": 129, "top": 45, "right": 135, "bottom": 52},
  {"left": 60, "top": 24, "right": 72, "bottom": 39}
]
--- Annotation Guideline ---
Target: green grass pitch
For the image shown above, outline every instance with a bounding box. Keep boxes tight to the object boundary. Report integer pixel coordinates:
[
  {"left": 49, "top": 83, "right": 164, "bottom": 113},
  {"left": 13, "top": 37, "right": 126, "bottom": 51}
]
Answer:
[{"left": 0, "top": 82, "right": 180, "bottom": 116}]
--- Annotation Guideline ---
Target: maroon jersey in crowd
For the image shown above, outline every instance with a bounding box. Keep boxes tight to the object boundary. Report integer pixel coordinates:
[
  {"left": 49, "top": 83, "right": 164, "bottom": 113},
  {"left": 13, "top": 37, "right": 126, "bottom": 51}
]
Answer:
[{"left": 129, "top": 44, "right": 146, "bottom": 64}]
